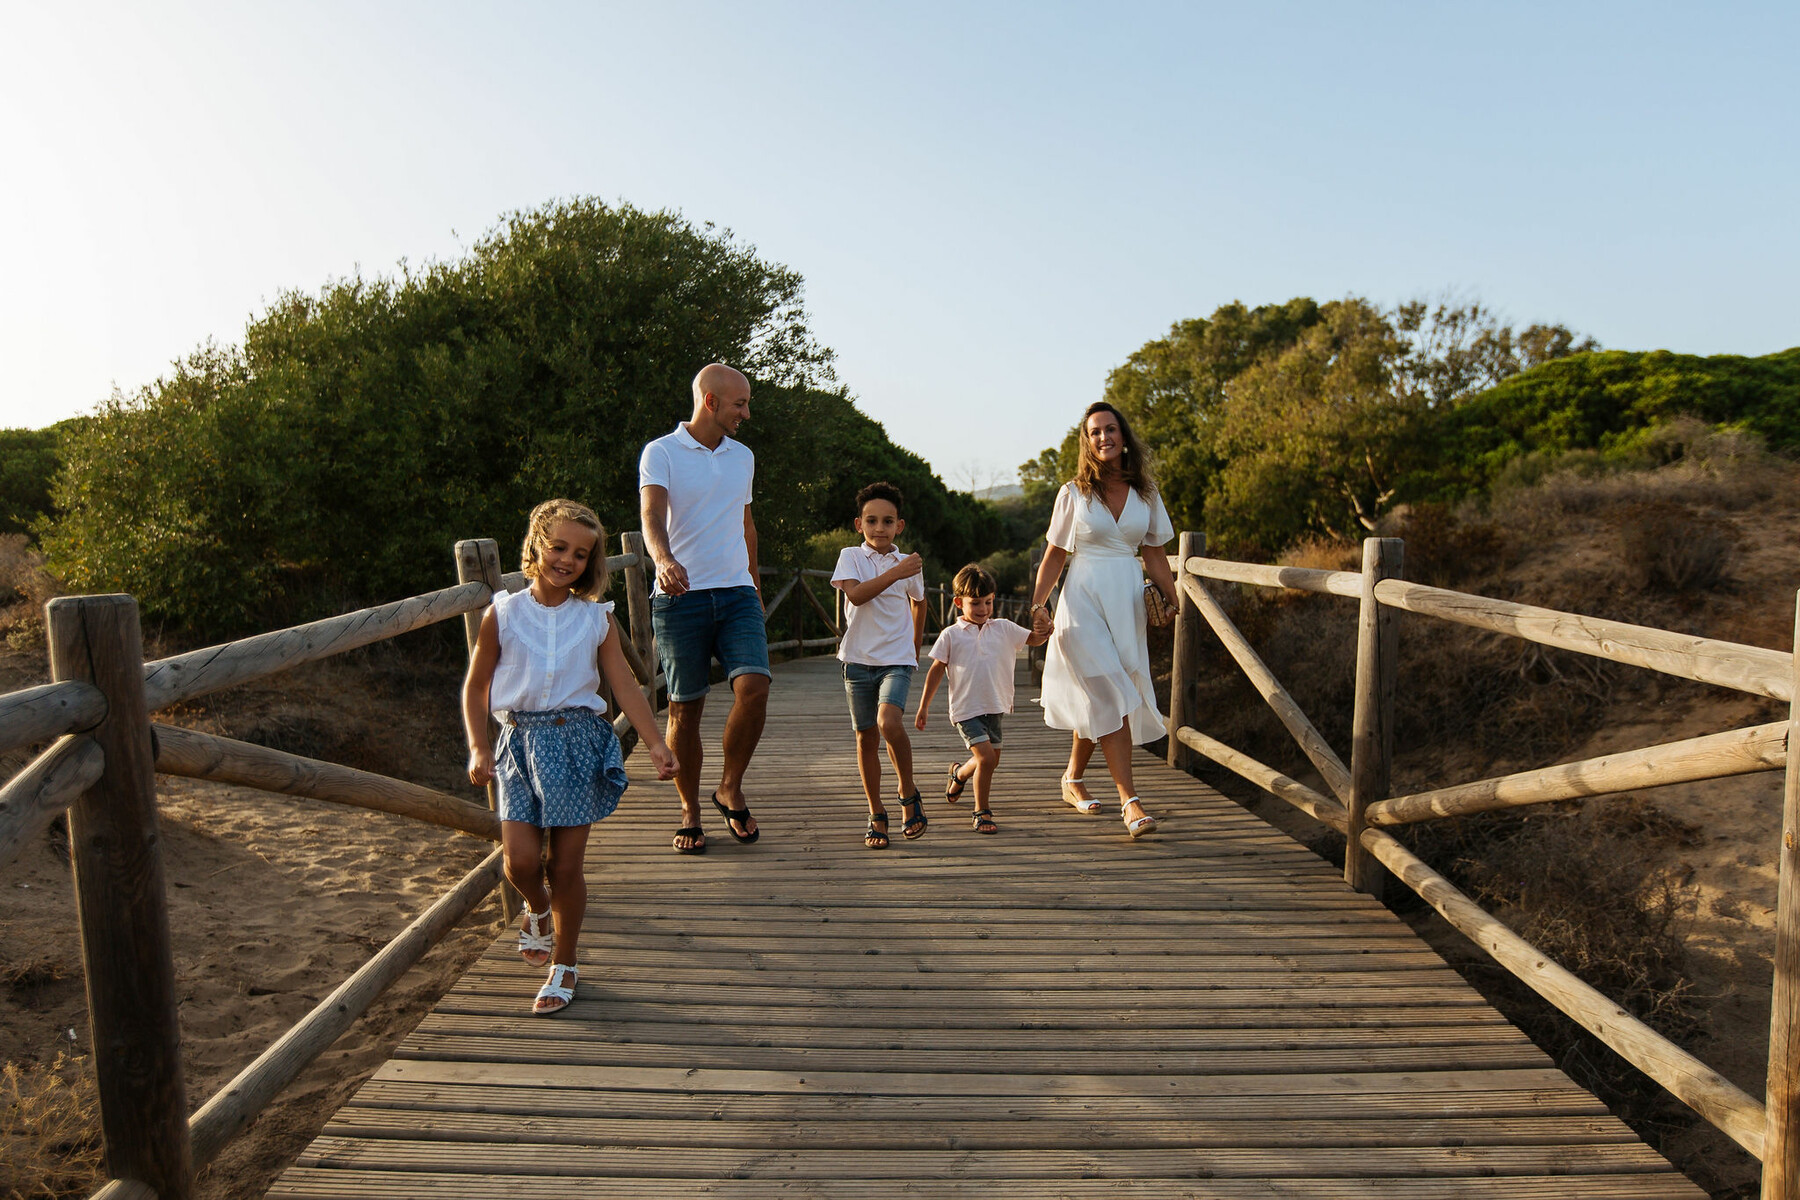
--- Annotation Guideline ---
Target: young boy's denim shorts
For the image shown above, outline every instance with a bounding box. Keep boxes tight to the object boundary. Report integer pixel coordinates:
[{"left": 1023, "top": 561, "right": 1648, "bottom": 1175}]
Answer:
[
  {"left": 954, "top": 713, "right": 1004, "bottom": 748},
  {"left": 843, "top": 662, "right": 913, "bottom": 731},
  {"left": 651, "top": 585, "right": 772, "bottom": 703}
]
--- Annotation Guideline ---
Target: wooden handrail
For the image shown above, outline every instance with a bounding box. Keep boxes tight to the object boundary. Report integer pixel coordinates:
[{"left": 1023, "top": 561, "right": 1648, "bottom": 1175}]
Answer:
[
  {"left": 1184, "top": 555, "right": 1362, "bottom": 598},
  {"left": 88, "top": 1182, "right": 156, "bottom": 1200},
  {"left": 1362, "top": 826, "right": 1768, "bottom": 1157},
  {"left": 0, "top": 679, "right": 106, "bottom": 755},
  {"left": 186, "top": 849, "right": 503, "bottom": 1167},
  {"left": 1374, "top": 577, "right": 1792, "bottom": 701},
  {"left": 1369, "top": 721, "right": 1787, "bottom": 827},
  {"left": 151, "top": 724, "right": 500, "bottom": 840},
  {"left": 0, "top": 735, "right": 105, "bottom": 869},
  {"left": 142, "top": 580, "right": 490, "bottom": 712},
  {"left": 1170, "top": 531, "right": 1800, "bottom": 1184}
]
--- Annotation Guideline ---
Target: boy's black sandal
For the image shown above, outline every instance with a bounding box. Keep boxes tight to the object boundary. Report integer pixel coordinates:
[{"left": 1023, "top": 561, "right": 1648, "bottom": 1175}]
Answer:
[
  {"left": 944, "top": 761, "right": 966, "bottom": 803},
  {"left": 672, "top": 826, "right": 706, "bottom": 854},
  {"left": 901, "top": 793, "right": 928, "bottom": 840},
  {"left": 972, "top": 809, "right": 998, "bottom": 835},
  {"left": 865, "top": 812, "right": 890, "bottom": 850},
  {"left": 711, "top": 792, "right": 759, "bottom": 843}
]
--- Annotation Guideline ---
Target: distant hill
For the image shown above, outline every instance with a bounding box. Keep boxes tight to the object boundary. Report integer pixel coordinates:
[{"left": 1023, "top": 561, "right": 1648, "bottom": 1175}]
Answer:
[
  {"left": 975, "top": 482, "right": 1022, "bottom": 501},
  {"left": 1410, "top": 346, "right": 1800, "bottom": 501}
]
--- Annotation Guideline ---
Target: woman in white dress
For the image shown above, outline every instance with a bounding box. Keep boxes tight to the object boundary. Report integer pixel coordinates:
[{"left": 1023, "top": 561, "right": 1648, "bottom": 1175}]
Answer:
[{"left": 1028, "top": 402, "right": 1180, "bottom": 838}]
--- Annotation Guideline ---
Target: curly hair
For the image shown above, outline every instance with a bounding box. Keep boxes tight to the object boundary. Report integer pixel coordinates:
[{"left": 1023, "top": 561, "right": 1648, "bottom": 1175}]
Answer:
[
  {"left": 1073, "top": 401, "right": 1156, "bottom": 500},
  {"left": 520, "top": 498, "right": 608, "bottom": 600},
  {"left": 855, "top": 480, "right": 905, "bottom": 516}
]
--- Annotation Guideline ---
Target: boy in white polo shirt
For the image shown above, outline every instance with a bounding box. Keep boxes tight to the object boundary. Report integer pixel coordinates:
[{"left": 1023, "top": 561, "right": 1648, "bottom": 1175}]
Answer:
[
  {"left": 913, "top": 563, "right": 1047, "bottom": 835},
  {"left": 832, "top": 482, "right": 928, "bottom": 849}
]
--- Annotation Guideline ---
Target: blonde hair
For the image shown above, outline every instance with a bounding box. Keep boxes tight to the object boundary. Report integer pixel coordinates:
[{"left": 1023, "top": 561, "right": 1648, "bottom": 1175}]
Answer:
[
  {"left": 520, "top": 499, "right": 608, "bottom": 599},
  {"left": 952, "top": 563, "right": 997, "bottom": 599},
  {"left": 1074, "top": 401, "right": 1156, "bottom": 500}
]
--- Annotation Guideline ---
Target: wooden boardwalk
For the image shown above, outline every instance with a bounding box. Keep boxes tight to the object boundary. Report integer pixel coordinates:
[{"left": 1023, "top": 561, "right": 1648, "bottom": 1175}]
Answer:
[{"left": 269, "top": 655, "right": 1703, "bottom": 1198}]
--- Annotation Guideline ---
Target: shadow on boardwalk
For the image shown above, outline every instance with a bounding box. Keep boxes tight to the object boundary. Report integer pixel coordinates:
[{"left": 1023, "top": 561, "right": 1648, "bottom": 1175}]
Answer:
[{"left": 270, "top": 656, "right": 1702, "bottom": 1199}]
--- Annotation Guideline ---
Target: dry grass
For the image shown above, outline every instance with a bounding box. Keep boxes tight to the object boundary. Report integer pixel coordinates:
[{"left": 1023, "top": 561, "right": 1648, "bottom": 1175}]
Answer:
[
  {"left": 0, "top": 1053, "right": 103, "bottom": 1200},
  {"left": 0, "top": 535, "right": 58, "bottom": 653}
]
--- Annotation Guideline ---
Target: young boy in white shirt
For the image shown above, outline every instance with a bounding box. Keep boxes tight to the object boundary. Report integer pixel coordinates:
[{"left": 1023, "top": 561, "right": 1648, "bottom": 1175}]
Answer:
[
  {"left": 913, "top": 563, "right": 1047, "bottom": 835},
  {"left": 832, "top": 482, "right": 928, "bottom": 849}
]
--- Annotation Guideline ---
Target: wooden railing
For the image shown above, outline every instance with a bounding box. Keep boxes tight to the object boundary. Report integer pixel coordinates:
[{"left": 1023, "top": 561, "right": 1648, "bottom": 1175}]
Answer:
[
  {"left": 0, "top": 533, "right": 854, "bottom": 1200},
  {"left": 1164, "top": 531, "right": 1800, "bottom": 1199}
]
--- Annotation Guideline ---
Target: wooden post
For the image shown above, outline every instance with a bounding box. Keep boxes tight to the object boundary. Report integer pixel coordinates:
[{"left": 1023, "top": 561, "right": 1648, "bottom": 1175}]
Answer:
[
  {"left": 454, "top": 539, "right": 520, "bottom": 923},
  {"left": 1764, "top": 593, "right": 1800, "bottom": 1198},
  {"left": 47, "top": 596, "right": 192, "bottom": 1200},
  {"left": 1345, "top": 537, "right": 1403, "bottom": 896},
  {"left": 791, "top": 569, "right": 804, "bottom": 655},
  {"left": 1028, "top": 541, "right": 1047, "bottom": 686},
  {"left": 1167, "top": 531, "right": 1204, "bottom": 770},
  {"left": 621, "top": 531, "right": 656, "bottom": 679}
]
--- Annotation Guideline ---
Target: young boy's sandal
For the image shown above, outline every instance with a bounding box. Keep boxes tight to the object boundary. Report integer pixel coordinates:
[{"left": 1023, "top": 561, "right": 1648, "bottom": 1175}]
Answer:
[
  {"left": 900, "top": 793, "right": 928, "bottom": 840},
  {"left": 517, "top": 905, "right": 554, "bottom": 967},
  {"left": 533, "top": 963, "right": 578, "bottom": 1016},
  {"left": 971, "top": 809, "right": 998, "bottom": 835},
  {"left": 945, "top": 762, "right": 967, "bottom": 804},
  {"left": 672, "top": 826, "right": 707, "bottom": 854},
  {"left": 865, "top": 811, "right": 890, "bottom": 850}
]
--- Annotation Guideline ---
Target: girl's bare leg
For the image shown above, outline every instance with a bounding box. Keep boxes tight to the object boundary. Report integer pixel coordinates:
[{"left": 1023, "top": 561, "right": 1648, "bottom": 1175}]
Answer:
[
  {"left": 544, "top": 824, "right": 592, "bottom": 964},
  {"left": 501, "top": 822, "right": 549, "bottom": 912}
]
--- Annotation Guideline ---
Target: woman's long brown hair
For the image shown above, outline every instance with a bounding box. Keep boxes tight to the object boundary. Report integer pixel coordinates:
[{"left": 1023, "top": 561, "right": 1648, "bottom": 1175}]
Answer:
[{"left": 1073, "top": 401, "right": 1155, "bottom": 499}]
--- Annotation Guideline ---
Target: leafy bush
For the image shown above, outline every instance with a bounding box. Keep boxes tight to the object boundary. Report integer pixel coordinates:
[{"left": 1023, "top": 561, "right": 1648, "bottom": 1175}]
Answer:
[
  {"left": 41, "top": 199, "right": 1000, "bottom": 633},
  {"left": 0, "top": 428, "right": 61, "bottom": 536}
]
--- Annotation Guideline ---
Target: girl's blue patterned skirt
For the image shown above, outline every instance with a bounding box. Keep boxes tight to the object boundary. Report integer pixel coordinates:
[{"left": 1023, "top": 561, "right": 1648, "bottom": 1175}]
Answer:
[{"left": 494, "top": 707, "right": 628, "bottom": 827}]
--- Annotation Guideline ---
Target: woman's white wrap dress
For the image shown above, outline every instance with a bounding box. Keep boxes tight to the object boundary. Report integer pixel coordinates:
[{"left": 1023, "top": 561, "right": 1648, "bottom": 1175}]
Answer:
[{"left": 1040, "top": 482, "right": 1174, "bottom": 745}]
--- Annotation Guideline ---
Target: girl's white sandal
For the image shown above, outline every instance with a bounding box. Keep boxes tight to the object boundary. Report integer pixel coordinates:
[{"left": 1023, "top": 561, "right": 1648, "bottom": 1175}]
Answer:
[
  {"left": 1122, "top": 797, "right": 1158, "bottom": 839},
  {"left": 533, "top": 963, "right": 578, "bottom": 1016},
  {"left": 517, "top": 906, "right": 554, "bottom": 968},
  {"left": 1061, "top": 775, "right": 1102, "bottom": 814}
]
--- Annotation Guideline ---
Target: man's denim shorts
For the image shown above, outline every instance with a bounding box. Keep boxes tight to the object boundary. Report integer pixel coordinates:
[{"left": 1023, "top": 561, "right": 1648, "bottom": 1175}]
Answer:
[
  {"left": 955, "top": 713, "right": 1004, "bottom": 748},
  {"left": 843, "top": 662, "right": 914, "bottom": 732},
  {"left": 651, "top": 586, "right": 772, "bottom": 703}
]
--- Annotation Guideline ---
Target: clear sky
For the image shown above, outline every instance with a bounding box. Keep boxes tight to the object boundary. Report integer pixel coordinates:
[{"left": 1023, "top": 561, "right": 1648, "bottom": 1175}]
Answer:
[{"left": 3, "top": 2, "right": 1795, "bottom": 486}]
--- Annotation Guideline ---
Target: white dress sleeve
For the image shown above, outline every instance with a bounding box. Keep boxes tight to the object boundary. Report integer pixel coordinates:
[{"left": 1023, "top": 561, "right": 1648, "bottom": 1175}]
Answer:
[
  {"left": 1142, "top": 490, "right": 1174, "bottom": 547},
  {"left": 1046, "top": 484, "right": 1079, "bottom": 552}
]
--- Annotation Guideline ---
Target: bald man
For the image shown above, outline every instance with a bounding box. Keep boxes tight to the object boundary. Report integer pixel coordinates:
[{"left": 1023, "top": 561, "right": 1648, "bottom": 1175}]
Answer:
[{"left": 639, "top": 364, "right": 770, "bottom": 854}]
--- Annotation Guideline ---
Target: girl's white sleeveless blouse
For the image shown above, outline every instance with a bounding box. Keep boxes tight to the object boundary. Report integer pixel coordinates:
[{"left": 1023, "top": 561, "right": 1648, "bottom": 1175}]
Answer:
[
  {"left": 489, "top": 588, "right": 613, "bottom": 716},
  {"left": 1039, "top": 482, "right": 1174, "bottom": 743}
]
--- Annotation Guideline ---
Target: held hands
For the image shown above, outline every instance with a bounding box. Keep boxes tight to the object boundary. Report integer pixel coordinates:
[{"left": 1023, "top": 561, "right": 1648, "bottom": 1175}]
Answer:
[{"left": 1031, "top": 605, "right": 1055, "bottom": 637}]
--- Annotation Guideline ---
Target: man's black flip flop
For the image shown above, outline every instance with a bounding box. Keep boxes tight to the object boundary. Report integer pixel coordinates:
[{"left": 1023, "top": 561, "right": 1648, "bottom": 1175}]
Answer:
[
  {"left": 673, "top": 826, "right": 707, "bottom": 854},
  {"left": 711, "top": 792, "right": 759, "bottom": 843}
]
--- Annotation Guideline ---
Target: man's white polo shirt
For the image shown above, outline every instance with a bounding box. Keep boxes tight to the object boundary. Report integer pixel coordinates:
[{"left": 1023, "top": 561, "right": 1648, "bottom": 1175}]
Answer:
[
  {"left": 833, "top": 543, "right": 925, "bottom": 666},
  {"left": 638, "top": 423, "right": 755, "bottom": 594},
  {"left": 929, "top": 617, "right": 1033, "bottom": 722}
]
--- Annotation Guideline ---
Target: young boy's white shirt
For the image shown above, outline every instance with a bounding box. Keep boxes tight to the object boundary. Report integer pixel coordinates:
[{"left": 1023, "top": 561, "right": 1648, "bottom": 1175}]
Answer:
[
  {"left": 929, "top": 616, "right": 1033, "bottom": 723},
  {"left": 833, "top": 543, "right": 925, "bottom": 666}
]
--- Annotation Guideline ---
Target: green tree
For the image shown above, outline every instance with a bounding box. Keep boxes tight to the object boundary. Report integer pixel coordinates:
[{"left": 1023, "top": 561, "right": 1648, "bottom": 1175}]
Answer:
[
  {"left": 0, "top": 425, "right": 63, "bottom": 535},
  {"left": 44, "top": 199, "right": 839, "bottom": 630}
]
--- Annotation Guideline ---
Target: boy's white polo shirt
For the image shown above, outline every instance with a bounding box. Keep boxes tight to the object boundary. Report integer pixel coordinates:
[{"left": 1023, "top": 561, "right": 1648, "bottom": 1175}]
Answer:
[
  {"left": 929, "top": 616, "right": 1032, "bottom": 723},
  {"left": 638, "top": 424, "right": 756, "bottom": 594},
  {"left": 832, "top": 543, "right": 925, "bottom": 666}
]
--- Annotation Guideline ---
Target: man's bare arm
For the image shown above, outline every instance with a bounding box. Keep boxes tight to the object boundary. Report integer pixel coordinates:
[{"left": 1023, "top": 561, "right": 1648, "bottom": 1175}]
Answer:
[
  {"left": 639, "top": 484, "right": 688, "bottom": 595},
  {"left": 744, "top": 504, "right": 762, "bottom": 607}
]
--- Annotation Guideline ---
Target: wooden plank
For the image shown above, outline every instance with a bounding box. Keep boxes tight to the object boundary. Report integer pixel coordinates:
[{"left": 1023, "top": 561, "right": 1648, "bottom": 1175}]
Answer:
[
  {"left": 0, "top": 734, "right": 104, "bottom": 870},
  {"left": 269, "top": 1171, "right": 1703, "bottom": 1199},
  {"left": 1184, "top": 555, "right": 1364, "bottom": 599}
]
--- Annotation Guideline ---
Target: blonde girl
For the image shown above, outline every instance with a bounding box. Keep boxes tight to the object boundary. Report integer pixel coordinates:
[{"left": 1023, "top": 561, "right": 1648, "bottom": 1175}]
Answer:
[{"left": 464, "top": 499, "right": 677, "bottom": 1015}]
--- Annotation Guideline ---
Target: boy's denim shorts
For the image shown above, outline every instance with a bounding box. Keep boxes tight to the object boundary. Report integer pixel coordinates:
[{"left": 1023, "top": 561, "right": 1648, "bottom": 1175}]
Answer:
[
  {"left": 651, "top": 586, "right": 772, "bottom": 703},
  {"left": 843, "top": 662, "right": 914, "bottom": 732},
  {"left": 955, "top": 713, "right": 1004, "bottom": 748}
]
